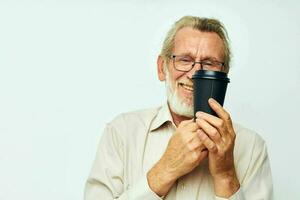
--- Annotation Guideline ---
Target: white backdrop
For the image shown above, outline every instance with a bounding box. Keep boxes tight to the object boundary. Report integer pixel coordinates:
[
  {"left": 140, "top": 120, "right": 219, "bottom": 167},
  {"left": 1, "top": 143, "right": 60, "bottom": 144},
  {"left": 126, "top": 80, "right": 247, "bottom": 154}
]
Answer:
[{"left": 0, "top": 0, "right": 299, "bottom": 200}]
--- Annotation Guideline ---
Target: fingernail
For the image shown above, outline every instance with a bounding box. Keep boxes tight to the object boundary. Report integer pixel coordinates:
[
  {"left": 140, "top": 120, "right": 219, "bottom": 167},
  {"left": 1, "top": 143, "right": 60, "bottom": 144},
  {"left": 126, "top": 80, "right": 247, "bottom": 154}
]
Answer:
[
  {"left": 208, "top": 98, "right": 215, "bottom": 103},
  {"left": 196, "top": 111, "right": 203, "bottom": 118}
]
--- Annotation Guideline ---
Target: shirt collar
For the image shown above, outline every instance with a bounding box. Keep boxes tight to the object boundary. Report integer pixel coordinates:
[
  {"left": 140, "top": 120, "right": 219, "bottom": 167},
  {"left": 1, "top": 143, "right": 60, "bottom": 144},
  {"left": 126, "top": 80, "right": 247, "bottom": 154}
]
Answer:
[{"left": 150, "top": 102, "right": 176, "bottom": 132}]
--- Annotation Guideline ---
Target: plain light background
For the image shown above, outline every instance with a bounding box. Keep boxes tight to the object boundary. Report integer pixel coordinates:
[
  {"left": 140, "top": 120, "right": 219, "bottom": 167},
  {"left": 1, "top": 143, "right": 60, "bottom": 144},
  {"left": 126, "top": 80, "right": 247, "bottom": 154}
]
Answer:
[{"left": 0, "top": 0, "right": 299, "bottom": 200}]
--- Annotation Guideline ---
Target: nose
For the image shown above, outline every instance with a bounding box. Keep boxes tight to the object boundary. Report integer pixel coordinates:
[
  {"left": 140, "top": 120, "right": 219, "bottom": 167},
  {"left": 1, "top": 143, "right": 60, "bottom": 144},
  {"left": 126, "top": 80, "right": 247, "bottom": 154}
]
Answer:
[{"left": 186, "top": 62, "right": 202, "bottom": 79}]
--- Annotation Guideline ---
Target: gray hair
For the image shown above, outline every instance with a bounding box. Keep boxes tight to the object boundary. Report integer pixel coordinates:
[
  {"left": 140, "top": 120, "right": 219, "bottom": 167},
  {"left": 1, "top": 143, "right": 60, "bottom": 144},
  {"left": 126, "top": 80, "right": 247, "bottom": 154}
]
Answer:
[{"left": 160, "top": 16, "right": 231, "bottom": 73}]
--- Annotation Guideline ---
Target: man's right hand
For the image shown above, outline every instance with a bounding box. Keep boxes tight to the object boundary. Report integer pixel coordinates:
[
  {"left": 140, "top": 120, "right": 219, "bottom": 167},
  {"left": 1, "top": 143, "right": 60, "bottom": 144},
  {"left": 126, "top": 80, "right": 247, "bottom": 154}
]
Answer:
[{"left": 147, "top": 119, "right": 208, "bottom": 197}]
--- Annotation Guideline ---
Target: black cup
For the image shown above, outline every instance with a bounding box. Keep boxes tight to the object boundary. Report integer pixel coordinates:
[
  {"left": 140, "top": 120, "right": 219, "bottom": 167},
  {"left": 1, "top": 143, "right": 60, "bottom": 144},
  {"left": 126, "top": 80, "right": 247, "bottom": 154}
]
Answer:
[{"left": 192, "top": 70, "right": 230, "bottom": 117}]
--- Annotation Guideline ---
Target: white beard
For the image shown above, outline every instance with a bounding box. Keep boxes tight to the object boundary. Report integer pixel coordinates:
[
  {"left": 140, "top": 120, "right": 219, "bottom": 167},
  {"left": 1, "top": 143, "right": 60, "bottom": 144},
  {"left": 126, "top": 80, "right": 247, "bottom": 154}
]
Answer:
[{"left": 165, "top": 69, "right": 194, "bottom": 118}]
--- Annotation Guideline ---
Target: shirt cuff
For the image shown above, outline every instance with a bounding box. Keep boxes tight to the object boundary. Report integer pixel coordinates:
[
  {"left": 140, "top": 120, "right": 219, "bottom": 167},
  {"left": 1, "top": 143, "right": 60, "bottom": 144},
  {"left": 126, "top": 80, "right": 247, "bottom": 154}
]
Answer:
[
  {"left": 215, "top": 187, "right": 244, "bottom": 200},
  {"left": 128, "top": 175, "right": 163, "bottom": 200}
]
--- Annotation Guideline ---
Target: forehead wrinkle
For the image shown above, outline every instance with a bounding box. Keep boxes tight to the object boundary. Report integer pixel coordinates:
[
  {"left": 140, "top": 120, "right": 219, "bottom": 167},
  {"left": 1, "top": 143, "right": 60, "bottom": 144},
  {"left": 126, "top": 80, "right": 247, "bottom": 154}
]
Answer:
[
  {"left": 173, "top": 28, "right": 225, "bottom": 61},
  {"left": 174, "top": 35, "right": 201, "bottom": 57}
]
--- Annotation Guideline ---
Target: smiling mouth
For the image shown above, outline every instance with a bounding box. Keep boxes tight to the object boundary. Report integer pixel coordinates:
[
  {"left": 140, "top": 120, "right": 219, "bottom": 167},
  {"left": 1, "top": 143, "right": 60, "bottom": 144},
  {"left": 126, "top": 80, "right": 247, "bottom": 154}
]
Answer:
[{"left": 179, "top": 83, "right": 193, "bottom": 91}]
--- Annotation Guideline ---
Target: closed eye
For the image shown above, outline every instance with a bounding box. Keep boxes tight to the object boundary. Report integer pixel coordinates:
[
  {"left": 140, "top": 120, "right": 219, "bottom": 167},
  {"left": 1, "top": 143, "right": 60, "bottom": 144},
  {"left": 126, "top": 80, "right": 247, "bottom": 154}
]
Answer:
[
  {"left": 179, "top": 57, "right": 193, "bottom": 62},
  {"left": 202, "top": 60, "right": 214, "bottom": 65}
]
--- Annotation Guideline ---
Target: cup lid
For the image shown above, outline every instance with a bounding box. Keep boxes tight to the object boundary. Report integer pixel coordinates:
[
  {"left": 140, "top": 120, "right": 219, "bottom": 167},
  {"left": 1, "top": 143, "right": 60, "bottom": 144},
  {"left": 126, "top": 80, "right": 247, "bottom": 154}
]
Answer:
[{"left": 192, "top": 70, "right": 230, "bottom": 82}]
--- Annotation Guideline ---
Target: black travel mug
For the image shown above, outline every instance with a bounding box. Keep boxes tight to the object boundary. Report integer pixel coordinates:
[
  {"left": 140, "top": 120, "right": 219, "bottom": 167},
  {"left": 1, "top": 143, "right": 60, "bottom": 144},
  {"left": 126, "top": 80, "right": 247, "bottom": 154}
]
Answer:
[{"left": 192, "top": 70, "right": 230, "bottom": 117}]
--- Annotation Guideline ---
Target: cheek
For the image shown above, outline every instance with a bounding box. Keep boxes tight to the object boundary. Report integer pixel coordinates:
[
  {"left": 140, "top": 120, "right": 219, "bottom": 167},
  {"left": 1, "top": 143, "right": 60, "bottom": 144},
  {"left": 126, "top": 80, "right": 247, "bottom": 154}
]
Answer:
[{"left": 168, "top": 68, "right": 185, "bottom": 84}]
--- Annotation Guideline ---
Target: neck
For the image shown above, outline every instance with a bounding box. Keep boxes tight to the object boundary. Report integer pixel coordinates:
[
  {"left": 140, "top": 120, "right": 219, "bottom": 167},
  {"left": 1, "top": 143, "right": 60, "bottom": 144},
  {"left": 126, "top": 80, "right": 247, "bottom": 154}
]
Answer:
[{"left": 167, "top": 103, "right": 192, "bottom": 126}]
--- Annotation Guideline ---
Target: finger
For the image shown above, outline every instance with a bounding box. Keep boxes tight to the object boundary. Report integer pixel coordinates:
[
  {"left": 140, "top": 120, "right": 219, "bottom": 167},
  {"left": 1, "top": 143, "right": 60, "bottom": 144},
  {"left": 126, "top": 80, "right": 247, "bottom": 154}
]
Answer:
[
  {"left": 196, "top": 118, "right": 222, "bottom": 145},
  {"left": 208, "top": 98, "right": 235, "bottom": 134},
  {"left": 197, "top": 129, "right": 218, "bottom": 153},
  {"left": 185, "top": 121, "right": 199, "bottom": 132},
  {"left": 196, "top": 111, "right": 226, "bottom": 137},
  {"left": 187, "top": 136, "right": 202, "bottom": 152},
  {"left": 208, "top": 98, "right": 232, "bottom": 125},
  {"left": 196, "top": 148, "right": 208, "bottom": 165},
  {"left": 197, "top": 145, "right": 208, "bottom": 153}
]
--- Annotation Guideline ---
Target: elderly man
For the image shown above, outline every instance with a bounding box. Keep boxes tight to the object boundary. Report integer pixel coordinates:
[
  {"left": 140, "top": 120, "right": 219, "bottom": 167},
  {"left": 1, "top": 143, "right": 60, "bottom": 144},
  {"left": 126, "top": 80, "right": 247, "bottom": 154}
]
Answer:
[{"left": 84, "top": 16, "right": 273, "bottom": 200}]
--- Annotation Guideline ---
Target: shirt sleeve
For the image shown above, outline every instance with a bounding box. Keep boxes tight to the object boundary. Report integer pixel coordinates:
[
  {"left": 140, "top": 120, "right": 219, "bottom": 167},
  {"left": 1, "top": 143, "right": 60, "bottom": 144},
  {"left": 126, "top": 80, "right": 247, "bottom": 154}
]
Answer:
[
  {"left": 214, "top": 135, "right": 273, "bottom": 200},
  {"left": 239, "top": 136, "right": 274, "bottom": 199},
  {"left": 215, "top": 187, "right": 244, "bottom": 200},
  {"left": 84, "top": 123, "right": 163, "bottom": 200},
  {"left": 126, "top": 175, "right": 163, "bottom": 200}
]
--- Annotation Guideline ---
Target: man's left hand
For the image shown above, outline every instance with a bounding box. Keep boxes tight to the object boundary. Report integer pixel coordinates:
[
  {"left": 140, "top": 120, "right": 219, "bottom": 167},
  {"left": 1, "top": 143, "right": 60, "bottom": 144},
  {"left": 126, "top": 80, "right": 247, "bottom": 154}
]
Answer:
[{"left": 195, "top": 98, "right": 240, "bottom": 198}]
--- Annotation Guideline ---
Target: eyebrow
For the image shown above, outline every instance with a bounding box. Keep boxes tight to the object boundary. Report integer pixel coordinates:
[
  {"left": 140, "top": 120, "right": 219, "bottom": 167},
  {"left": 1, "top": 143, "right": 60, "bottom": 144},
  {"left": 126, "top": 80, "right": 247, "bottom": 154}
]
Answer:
[
  {"left": 201, "top": 56, "right": 220, "bottom": 61},
  {"left": 176, "top": 53, "right": 219, "bottom": 61}
]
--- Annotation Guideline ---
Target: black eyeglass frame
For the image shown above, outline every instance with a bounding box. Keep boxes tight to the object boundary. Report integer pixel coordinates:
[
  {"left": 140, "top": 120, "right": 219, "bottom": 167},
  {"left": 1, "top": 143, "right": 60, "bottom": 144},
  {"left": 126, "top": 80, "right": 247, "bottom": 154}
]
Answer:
[{"left": 171, "top": 54, "right": 225, "bottom": 72}]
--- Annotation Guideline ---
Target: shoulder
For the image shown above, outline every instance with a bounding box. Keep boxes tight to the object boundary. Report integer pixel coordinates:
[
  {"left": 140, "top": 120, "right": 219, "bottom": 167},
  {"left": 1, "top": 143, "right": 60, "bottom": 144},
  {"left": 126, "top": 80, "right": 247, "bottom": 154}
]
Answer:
[
  {"left": 233, "top": 123, "right": 272, "bottom": 185},
  {"left": 233, "top": 123, "right": 268, "bottom": 180},
  {"left": 104, "top": 106, "right": 161, "bottom": 139},
  {"left": 233, "top": 122, "right": 267, "bottom": 160},
  {"left": 108, "top": 106, "right": 161, "bottom": 127},
  {"left": 233, "top": 122, "right": 266, "bottom": 149}
]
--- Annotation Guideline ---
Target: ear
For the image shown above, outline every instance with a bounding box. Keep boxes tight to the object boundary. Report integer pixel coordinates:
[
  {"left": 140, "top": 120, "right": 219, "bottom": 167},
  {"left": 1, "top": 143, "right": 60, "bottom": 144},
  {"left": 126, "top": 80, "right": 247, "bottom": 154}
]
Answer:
[{"left": 157, "top": 55, "right": 166, "bottom": 81}]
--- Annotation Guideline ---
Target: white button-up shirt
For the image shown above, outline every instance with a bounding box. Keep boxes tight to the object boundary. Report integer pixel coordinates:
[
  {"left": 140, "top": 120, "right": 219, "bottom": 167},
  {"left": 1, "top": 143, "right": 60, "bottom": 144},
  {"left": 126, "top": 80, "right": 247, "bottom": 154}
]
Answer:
[{"left": 84, "top": 103, "right": 273, "bottom": 200}]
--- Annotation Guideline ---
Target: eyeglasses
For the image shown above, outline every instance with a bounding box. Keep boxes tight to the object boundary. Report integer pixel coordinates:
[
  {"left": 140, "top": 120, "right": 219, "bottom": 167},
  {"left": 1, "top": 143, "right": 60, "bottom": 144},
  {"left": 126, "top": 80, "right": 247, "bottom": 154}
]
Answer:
[{"left": 171, "top": 55, "right": 225, "bottom": 72}]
